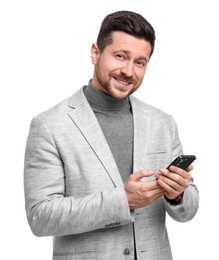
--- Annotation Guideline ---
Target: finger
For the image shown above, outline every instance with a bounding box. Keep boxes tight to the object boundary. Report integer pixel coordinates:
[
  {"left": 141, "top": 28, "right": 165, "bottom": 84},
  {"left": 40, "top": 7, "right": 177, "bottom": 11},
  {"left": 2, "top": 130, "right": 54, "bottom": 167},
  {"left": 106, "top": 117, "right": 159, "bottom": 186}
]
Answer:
[
  {"left": 130, "top": 170, "right": 154, "bottom": 181},
  {"left": 157, "top": 170, "right": 190, "bottom": 191},
  {"left": 157, "top": 174, "right": 184, "bottom": 191},
  {"left": 162, "top": 166, "right": 191, "bottom": 180},
  {"left": 139, "top": 181, "right": 163, "bottom": 191},
  {"left": 134, "top": 189, "right": 165, "bottom": 208},
  {"left": 186, "top": 164, "right": 193, "bottom": 172},
  {"left": 157, "top": 178, "right": 184, "bottom": 196},
  {"left": 141, "top": 189, "right": 165, "bottom": 201}
]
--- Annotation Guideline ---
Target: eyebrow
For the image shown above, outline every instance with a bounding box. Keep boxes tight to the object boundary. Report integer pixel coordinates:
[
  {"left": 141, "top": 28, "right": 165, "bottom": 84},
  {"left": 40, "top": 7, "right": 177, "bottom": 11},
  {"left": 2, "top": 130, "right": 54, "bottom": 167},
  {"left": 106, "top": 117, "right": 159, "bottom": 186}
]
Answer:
[{"left": 114, "top": 49, "right": 149, "bottom": 63}]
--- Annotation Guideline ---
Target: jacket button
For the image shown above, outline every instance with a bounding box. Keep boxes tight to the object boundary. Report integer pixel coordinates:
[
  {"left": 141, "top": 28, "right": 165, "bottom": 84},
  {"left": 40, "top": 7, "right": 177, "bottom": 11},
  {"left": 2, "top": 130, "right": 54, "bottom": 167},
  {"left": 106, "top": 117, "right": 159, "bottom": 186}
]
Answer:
[{"left": 123, "top": 248, "right": 130, "bottom": 255}]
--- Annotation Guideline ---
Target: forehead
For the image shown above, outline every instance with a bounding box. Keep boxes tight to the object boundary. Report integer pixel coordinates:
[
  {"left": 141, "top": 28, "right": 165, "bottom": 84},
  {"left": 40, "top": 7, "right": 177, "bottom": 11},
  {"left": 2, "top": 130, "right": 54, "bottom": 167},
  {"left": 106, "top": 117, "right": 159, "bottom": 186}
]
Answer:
[{"left": 106, "top": 31, "right": 152, "bottom": 60}]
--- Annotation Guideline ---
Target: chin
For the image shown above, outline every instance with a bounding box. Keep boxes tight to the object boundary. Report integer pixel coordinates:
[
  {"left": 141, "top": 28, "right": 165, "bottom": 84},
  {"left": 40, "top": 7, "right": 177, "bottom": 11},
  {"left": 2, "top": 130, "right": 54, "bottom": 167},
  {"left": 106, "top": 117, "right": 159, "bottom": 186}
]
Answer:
[{"left": 110, "top": 90, "right": 131, "bottom": 100}]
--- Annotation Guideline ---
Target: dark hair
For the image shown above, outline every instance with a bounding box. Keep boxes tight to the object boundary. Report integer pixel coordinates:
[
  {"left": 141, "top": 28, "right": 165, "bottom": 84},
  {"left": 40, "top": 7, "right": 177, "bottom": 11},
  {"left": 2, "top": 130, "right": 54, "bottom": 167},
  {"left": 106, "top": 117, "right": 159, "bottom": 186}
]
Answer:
[{"left": 96, "top": 10, "right": 156, "bottom": 57}]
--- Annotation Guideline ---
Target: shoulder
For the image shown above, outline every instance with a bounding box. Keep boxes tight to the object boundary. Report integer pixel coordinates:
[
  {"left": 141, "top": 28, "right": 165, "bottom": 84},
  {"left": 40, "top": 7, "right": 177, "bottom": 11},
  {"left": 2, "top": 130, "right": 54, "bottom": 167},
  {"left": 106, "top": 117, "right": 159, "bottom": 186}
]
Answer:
[
  {"left": 32, "top": 87, "right": 84, "bottom": 125},
  {"left": 130, "top": 95, "right": 173, "bottom": 120},
  {"left": 34, "top": 96, "right": 70, "bottom": 124}
]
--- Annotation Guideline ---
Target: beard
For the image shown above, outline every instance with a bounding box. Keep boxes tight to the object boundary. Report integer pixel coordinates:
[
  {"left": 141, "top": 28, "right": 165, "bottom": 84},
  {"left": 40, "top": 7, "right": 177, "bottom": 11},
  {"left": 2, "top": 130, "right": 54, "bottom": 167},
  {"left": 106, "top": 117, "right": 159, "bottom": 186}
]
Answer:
[{"left": 94, "top": 66, "right": 137, "bottom": 100}]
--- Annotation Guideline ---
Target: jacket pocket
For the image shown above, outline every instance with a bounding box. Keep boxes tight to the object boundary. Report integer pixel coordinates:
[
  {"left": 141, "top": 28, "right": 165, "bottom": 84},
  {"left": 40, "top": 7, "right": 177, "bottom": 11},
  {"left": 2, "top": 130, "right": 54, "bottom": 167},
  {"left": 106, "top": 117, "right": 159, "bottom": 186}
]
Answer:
[
  {"left": 146, "top": 143, "right": 167, "bottom": 155},
  {"left": 144, "top": 144, "right": 170, "bottom": 173},
  {"left": 53, "top": 250, "right": 96, "bottom": 260}
]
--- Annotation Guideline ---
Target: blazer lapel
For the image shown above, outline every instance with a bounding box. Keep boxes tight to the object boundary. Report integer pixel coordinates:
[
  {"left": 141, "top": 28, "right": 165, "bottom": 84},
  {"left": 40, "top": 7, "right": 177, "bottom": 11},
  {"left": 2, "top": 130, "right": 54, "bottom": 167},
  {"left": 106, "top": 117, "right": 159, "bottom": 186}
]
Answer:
[
  {"left": 68, "top": 87, "right": 122, "bottom": 187},
  {"left": 130, "top": 96, "right": 151, "bottom": 173}
]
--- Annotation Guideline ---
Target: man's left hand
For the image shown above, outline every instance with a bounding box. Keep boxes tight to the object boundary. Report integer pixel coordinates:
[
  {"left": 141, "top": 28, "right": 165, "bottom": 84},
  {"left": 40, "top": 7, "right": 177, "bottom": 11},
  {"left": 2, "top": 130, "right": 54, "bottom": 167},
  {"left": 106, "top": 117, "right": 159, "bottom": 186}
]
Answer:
[{"left": 155, "top": 165, "right": 193, "bottom": 201}]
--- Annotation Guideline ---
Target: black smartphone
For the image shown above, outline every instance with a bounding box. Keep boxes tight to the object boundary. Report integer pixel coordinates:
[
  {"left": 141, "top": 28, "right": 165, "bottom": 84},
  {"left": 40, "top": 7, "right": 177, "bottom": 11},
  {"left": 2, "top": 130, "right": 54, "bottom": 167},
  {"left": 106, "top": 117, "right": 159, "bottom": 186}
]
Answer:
[{"left": 167, "top": 155, "right": 196, "bottom": 170}]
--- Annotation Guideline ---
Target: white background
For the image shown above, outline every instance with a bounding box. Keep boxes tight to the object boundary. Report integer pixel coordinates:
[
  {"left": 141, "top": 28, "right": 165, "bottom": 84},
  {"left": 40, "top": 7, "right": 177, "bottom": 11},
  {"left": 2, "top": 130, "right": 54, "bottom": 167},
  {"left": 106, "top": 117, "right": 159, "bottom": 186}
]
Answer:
[{"left": 1, "top": 0, "right": 218, "bottom": 259}]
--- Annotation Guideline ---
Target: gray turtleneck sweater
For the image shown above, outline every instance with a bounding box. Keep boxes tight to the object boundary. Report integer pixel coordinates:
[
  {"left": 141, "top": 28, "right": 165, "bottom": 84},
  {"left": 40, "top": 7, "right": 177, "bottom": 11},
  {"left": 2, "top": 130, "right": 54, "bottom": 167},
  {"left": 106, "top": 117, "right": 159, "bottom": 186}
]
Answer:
[{"left": 84, "top": 82, "right": 134, "bottom": 182}]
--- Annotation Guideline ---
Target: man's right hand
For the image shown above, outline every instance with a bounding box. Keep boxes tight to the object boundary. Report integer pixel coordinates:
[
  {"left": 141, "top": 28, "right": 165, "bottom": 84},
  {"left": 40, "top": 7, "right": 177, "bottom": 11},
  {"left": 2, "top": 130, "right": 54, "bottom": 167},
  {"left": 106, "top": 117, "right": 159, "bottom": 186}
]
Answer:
[{"left": 124, "top": 170, "right": 165, "bottom": 210}]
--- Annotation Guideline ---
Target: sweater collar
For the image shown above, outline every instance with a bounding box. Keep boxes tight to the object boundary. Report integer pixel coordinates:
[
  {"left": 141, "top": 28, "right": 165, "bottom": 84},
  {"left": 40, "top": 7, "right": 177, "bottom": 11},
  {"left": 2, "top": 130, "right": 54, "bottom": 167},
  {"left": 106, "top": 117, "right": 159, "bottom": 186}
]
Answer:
[{"left": 83, "top": 80, "right": 130, "bottom": 111}]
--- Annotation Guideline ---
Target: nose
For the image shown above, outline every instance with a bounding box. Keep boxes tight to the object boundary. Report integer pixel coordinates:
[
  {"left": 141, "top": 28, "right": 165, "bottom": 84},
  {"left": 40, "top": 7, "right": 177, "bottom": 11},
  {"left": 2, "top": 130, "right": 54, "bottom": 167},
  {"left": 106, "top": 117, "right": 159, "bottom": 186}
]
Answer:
[{"left": 121, "top": 61, "right": 134, "bottom": 77}]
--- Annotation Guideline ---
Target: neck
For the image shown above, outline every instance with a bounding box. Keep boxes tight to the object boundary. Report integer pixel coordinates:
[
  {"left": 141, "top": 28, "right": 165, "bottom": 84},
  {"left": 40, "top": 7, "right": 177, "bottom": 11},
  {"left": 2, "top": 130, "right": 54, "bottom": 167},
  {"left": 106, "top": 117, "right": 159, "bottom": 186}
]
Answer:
[{"left": 84, "top": 80, "right": 130, "bottom": 111}]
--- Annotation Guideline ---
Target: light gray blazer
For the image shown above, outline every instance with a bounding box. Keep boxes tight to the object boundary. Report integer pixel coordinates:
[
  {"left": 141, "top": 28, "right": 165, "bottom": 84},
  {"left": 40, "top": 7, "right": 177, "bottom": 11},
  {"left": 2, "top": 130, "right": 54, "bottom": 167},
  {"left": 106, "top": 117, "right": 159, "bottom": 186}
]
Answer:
[{"left": 24, "top": 87, "right": 199, "bottom": 260}]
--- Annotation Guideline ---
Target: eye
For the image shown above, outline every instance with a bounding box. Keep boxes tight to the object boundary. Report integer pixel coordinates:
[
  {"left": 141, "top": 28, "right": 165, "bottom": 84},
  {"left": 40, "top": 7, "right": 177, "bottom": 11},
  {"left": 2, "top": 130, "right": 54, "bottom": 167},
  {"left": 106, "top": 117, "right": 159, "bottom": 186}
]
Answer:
[
  {"left": 116, "top": 54, "right": 126, "bottom": 60},
  {"left": 135, "top": 60, "right": 146, "bottom": 67}
]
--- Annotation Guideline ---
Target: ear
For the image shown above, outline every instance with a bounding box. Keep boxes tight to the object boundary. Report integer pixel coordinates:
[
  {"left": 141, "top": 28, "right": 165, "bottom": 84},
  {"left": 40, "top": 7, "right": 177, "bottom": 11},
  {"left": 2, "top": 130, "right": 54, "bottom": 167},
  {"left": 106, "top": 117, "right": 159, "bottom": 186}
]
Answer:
[{"left": 91, "top": 43, "right": 100, "bottom": 65}]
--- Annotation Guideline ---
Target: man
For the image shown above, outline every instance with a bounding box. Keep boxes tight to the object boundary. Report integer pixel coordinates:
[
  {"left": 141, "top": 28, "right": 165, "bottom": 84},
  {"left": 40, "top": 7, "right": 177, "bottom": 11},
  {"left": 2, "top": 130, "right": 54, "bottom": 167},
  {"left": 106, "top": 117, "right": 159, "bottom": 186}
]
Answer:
[{"left": 24, "top": 10, "right": 199, "bottom": 260}]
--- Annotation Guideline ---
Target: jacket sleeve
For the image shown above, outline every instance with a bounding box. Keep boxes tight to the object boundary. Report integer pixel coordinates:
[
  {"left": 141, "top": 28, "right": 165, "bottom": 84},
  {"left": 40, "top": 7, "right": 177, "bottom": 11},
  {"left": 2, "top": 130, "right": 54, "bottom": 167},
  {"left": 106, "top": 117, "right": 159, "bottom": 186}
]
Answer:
[
  {"left": 163, "top": 116, "right": 199, "bottom": 222},
  {"left": 24, "top": 116, "right": 133, "bottom": 237}
]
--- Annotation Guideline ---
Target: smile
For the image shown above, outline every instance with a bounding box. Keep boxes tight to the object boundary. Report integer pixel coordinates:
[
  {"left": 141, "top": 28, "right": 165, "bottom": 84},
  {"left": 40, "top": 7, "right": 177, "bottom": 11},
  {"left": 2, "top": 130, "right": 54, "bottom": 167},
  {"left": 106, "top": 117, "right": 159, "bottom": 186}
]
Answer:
[{"left": 113, "top": 77, "right": 132, "bottom": 86}]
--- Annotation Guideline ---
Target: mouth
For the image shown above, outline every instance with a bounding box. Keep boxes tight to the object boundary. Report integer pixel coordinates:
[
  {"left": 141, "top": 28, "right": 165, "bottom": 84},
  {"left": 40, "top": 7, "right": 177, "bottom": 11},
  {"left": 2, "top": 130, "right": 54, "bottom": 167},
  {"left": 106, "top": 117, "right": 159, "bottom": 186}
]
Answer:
[{"left": 113, "top": 76, "right": 133, "bottom": 88}]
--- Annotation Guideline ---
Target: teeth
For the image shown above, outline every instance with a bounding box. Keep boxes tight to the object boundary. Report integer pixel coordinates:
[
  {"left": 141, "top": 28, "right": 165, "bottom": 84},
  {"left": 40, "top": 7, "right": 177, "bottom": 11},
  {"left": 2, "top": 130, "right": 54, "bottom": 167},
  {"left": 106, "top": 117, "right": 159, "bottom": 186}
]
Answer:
[{"left": 117, "top": 78, "right": 129, "bottom": 84}]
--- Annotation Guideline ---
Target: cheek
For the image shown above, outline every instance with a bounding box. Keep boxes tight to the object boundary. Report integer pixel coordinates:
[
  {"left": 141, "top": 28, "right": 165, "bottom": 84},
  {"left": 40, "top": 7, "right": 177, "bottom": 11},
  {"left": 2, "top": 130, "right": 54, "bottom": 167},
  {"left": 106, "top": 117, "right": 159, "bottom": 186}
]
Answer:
[
  {"left": 97, "top": 57, "right": 110, "bottom": 72},
  {"left": 133, "top": 74, "right": 146, "bottom": 91},
  {"left": 135, "top": 69, "right": 146, "bottom": 83},
  {"left": 99, "top": 54, "right": 122, "bottom": 71}
]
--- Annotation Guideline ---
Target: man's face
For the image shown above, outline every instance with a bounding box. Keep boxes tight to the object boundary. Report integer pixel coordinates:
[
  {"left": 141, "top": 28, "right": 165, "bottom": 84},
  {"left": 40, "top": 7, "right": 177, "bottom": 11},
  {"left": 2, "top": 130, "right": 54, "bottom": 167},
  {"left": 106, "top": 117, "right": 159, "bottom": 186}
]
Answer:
[{"left": 91, "top": 31, "right": 152, "bottom": 100}]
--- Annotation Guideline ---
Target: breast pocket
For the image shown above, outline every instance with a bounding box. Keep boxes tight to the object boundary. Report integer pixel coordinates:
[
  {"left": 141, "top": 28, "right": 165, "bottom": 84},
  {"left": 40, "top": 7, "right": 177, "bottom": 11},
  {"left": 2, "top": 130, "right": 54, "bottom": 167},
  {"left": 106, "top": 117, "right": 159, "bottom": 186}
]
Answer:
[{"left": 144, "top": 144, "right": 171, "bottom": 173}]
